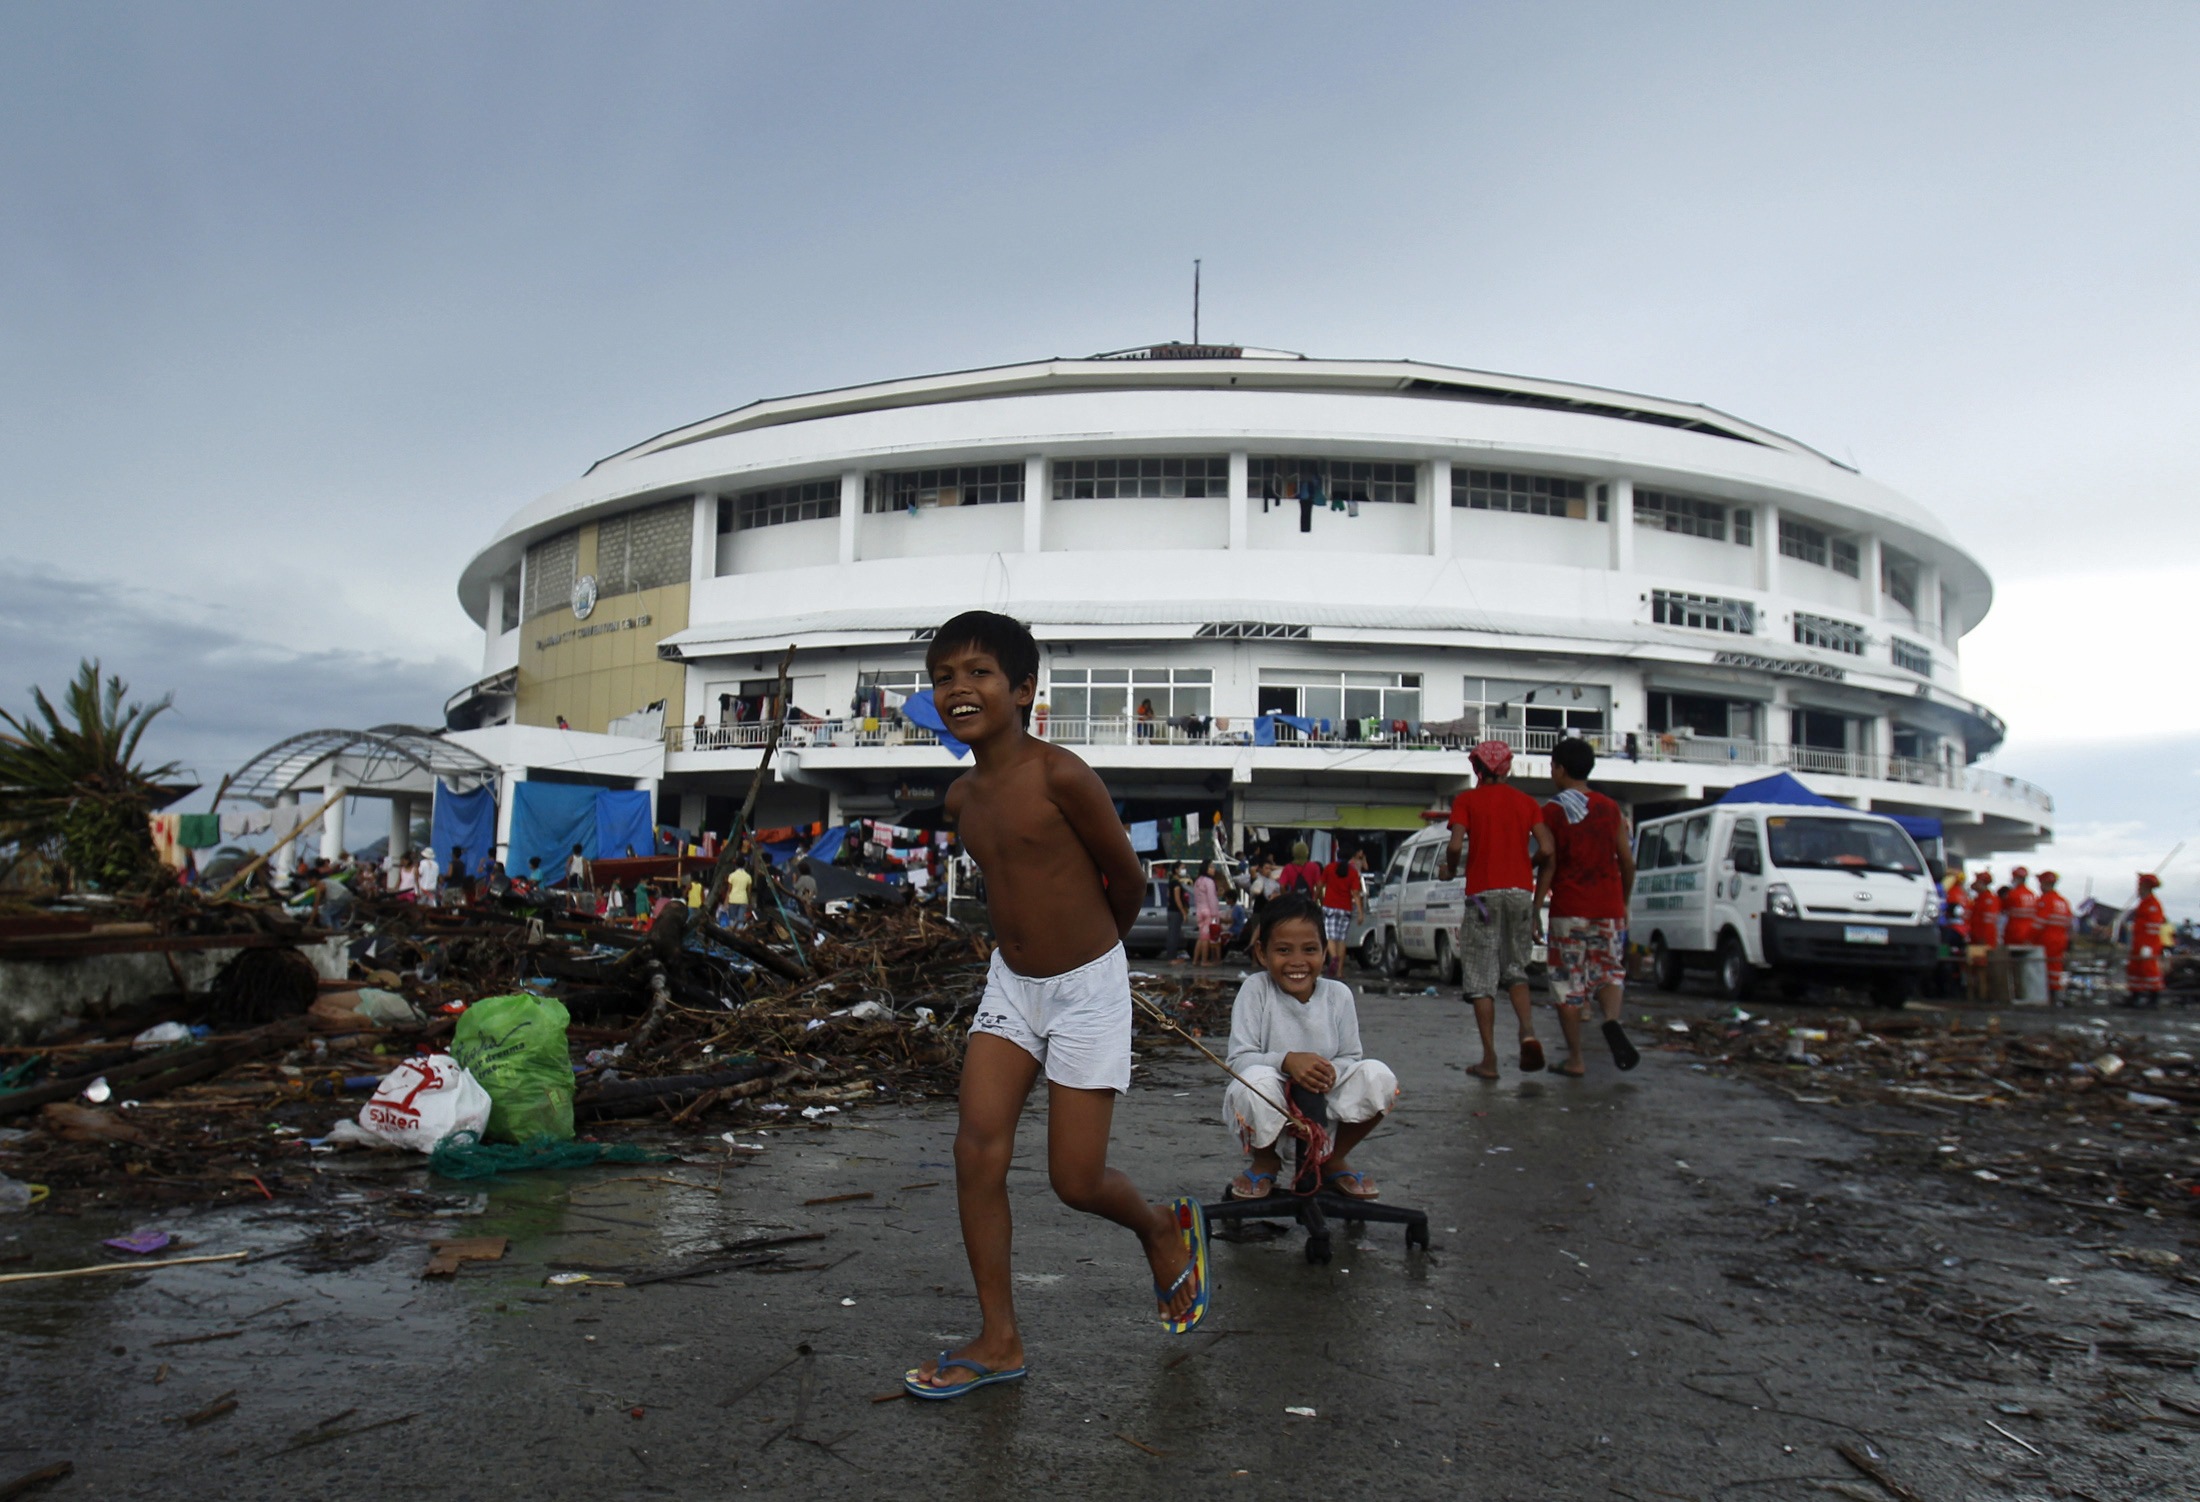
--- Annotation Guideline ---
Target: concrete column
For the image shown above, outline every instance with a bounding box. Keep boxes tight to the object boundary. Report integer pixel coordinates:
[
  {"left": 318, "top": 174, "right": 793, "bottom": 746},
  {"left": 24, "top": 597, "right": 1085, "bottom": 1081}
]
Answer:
[
  {"left": 838, "top": 470, "right": 862, "bottom": 564},
  {"left": 272, "top": 791, "right": 300, "bottom": 882},
  {"left": 1022, "top": 454, "right": 1047, "bottom": 553},
  {"left": 1227, "top": 451, "right": 1249, "bottom": 549},
  {"left": 635, "top": 777, "right": 661, "bottom": 838},
  {"left": 1765, "top": 685, "right": 1792, "bottom": 754},
  {"left": 691, "top": 493, "right": 718, "bottom": 582},
  {"left": 483, "top": 578, "right": 507, "bottom": 673},
  {"left": 1860, "top": 533, "right": 1883, "bottom": 618},
  {"left": 1429, "top": 457, "right": 1452, "bottom": 557},
  {"left": 388, "top": 794, "right": 414, "bottom": 858},
  {"left": 320, "top": 787, "right": 348, "bottom": 863},
  {"left": 1919, "top": 561, "right": 1943, "bottom": 642},
  {"left": 494, "top": 769, "right": 525, "bottom": 864},
  {"left": 1608, "top": 476, "right": 1634, "bottom": 573},
  {"left": 1756, "top": 501, "right": 1782, "bottom": 596}
]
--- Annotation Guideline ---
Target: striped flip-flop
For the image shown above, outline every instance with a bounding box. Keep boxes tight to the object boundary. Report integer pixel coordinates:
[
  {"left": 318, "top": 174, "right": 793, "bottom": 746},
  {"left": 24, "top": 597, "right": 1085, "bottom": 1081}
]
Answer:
[{"left": 1155, "top": 1196, "right": 1212, "bottom": 1334}]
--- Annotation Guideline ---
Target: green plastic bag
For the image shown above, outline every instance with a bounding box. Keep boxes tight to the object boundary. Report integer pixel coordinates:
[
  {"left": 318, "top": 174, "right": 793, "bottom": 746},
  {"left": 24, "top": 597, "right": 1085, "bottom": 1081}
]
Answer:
[{"left": 451, "top": 994, "right": 575, "bottom": 1143}]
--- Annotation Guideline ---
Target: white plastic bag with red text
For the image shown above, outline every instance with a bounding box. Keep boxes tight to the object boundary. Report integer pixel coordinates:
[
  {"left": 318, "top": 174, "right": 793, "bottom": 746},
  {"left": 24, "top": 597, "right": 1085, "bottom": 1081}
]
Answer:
[{"left": 358, "top": 1054, "right": 492, "bottom": 1152}]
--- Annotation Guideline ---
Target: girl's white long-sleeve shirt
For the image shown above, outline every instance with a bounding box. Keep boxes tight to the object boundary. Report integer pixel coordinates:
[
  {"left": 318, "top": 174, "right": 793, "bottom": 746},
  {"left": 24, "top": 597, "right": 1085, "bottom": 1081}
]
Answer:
[{"left": 1225, "top": 973, "right": 1365, "bottom": 1074}]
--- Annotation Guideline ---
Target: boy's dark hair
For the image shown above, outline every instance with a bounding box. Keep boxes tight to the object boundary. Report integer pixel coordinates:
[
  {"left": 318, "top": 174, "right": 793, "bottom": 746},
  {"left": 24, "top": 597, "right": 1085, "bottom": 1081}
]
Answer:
[
  {"left": 926, "top": 610, "right": 1039, "bottom": 726},
  {"left": 1250, "top": 893, "right": 1326, "bottom": 950},
  {"left": 1552, "top": 737, "right": 1597, "bottom": 781}
]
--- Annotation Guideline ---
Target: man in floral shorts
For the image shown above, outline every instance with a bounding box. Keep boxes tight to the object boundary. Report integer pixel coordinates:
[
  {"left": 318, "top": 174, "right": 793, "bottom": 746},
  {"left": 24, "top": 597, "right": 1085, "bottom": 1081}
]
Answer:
[{"left": 1533, "top": 738, "right": 1641, "bottom": 1076}]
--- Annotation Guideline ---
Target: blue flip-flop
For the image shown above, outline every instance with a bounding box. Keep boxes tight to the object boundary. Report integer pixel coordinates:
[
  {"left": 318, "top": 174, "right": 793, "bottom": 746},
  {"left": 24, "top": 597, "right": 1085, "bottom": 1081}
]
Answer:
[
  {"left": 1155, "top": 1196, "right": 1212, "bottom": 1335},
  {"left": 903, "top": 1351, "right": 1027, "bottom": 1400},
  {"left": 1228, "top": 1171, "right": 1277, "bottom": 1200}
]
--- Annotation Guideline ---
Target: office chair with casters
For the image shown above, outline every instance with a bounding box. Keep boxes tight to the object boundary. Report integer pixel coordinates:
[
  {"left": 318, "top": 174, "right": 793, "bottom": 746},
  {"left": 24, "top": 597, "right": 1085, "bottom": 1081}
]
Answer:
[{"left": 1200, "top": 1080, "right": 1428, "bottom": 1265}]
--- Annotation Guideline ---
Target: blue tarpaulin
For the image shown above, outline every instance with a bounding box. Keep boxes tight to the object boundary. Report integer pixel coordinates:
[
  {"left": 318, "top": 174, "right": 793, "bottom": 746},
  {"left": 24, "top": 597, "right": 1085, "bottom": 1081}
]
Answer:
[
  {"left": 429, "top": 783, "right": 497, "bottom": 876},
  {"left": 1717, "top": 772, "right": 1940, "bottom": 843},
  {"left": 594, "top": 789, "right": 656, "bottom": 861},
  {"left": 1253, "top": 711, "right": 1318, "bottom": 747},
  {"left": 900, "top": 689, "right": 970, "bottom": 759},
  {"left": 508, "top": 783, "right": 599, "bottom": 882},
  {"left": 806, "top": 826, "right": 849, "bottom": 865}
]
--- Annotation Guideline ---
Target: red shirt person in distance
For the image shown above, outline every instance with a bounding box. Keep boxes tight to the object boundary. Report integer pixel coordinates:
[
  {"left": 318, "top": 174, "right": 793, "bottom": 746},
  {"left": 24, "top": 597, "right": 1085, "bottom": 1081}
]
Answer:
[
  {"left": 1440, "top": 740, "right": 1555, "bottom": 1078},
  {"left": 1532, "top": 737, "right": 1640, "bottom": 1076},
  {"left": 1318, "top": 848, "right": 1365, "bottom": 978}
]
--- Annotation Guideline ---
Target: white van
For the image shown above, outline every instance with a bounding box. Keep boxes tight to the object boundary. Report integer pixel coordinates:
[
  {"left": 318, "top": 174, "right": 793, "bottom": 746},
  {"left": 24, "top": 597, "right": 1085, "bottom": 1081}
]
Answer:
[
  {"left": 1630, "top": 801, "right": 1939, "bottom": 1005},
  {"left": 1356, "top": 823, "right": 1466, "bottom": 980}
]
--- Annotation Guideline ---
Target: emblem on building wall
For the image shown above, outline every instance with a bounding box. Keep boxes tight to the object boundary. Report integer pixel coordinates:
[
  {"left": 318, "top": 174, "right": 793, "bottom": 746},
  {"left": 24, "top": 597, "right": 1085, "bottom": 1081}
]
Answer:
[{"left": 571, "top": 574, "right": 599, "bottom": 620}]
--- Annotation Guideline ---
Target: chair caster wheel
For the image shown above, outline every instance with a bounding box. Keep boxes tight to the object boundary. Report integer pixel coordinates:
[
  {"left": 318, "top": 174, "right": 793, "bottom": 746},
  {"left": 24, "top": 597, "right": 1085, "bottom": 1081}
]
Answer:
[
  {"left": 1306, "top": 1235, "right": 1332, "bottom": 1265},
  {"left": 1406, "top": 1221, "right": 1429, "bottom": 1251}
]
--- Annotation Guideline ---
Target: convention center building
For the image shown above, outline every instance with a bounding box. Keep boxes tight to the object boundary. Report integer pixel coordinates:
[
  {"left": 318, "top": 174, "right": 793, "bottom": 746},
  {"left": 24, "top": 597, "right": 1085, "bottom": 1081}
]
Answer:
[{"left": 437, "top": 345, "right": 2051, "bottom": 861}]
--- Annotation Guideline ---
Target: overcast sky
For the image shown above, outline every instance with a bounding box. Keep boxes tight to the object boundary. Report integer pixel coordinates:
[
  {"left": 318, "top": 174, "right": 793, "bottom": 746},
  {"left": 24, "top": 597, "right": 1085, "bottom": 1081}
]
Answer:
[{"left": 4, "top": 2, "right": 2196, "bottom": 899}]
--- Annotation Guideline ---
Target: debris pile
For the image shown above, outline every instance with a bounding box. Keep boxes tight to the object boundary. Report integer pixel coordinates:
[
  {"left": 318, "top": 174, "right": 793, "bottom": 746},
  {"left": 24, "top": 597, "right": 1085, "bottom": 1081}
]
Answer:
[{"left": 1680, "top": 1009, "right": 2200, "bottom": 1217}]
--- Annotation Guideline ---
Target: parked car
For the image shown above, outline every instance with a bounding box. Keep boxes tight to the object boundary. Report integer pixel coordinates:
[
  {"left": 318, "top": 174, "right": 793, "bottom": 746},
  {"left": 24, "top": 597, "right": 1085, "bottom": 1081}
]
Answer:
[
  {"left": 1629, "top": 801, "right": 1937, "bottom": 1006},
  {"left": 1354, "top": 824, "right": 1465, "bottom": 982}
]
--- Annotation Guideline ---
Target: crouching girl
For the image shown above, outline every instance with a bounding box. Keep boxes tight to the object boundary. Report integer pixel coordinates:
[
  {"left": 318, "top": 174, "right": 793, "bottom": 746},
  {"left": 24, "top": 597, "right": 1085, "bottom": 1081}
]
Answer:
[{"left": 1224, "top": 894, "right": 1398, "bottom": 1200}]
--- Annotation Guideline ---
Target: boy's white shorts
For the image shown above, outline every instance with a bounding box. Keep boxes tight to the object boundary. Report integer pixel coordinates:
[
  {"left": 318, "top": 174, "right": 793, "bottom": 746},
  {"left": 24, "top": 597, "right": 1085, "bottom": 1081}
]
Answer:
[
  {"left": 971, "top": 943, "right": 1132, "bottom": 1094},
  {"left": 1225, "top": 1059, "right": 1398, "bottom": 1152}
]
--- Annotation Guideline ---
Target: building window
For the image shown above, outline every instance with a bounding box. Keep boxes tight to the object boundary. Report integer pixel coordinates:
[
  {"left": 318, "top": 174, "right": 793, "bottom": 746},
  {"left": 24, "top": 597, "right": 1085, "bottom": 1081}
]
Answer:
[
  {"left": 724, "top": 478, "right": 840, "bottom": 532},
  {"left": 1454, "top": 468, "right": 1589, "bottom": 519},
  {"left": 497, "top": 567, "right": 520, "bottom": 633},
  {"left": 1467, "top": 678, "right": 1610, "bottom": 740},
  {"left": 1733, "top": 507, "right": 1754, "bottom": 546},
  {"left": 864, "top": 464, "right": 1023, "bottom": 513},
  {"left": 522, "top": 529, "right": 577, "bottom": 620},
  {"left": 1051, "top": 456, "right": 1227, "bottom": 499},
  {"left": 1196, "top": 622, "right": 1310, "bottom": 640},
  {"left": 1651, "top": 590, "right": 1755, "bottom": 634},
  {"left": 592, "top": 500, "right": 692, "bottom": 596},
  {"left": 1778, "top": 517, "right": 1826, "bottom": 566},
  {"left": 1891, "top": 637, "right": 1933, "bottom": 677},
  {"left": 1649, "top": 692, "right": 1757, "bottom": 741},
  {"left": 1634, "top": 488, "right": 1730, "bottom": 541},
  {"left": 1250, "top": 457, "right": 1417, "bottom": 506},
  {"left": 1882, "top": 548, "right": 1919, "bottom": 612},
  {"left": 1794, "top": 612, "right": 1867, "bottom": 656},
  {"left": 1791, "top": 708, "right": 1866, "bottom": 754},
  {"left": 1049, "top": 667, "right": 1212, "bottom": 721},
  {"left": 1831, "top": 537, "right": 1860, "bottom": 578},
  {"left": 1259, "top": 668, "right": 1421, "bottom": 725}
]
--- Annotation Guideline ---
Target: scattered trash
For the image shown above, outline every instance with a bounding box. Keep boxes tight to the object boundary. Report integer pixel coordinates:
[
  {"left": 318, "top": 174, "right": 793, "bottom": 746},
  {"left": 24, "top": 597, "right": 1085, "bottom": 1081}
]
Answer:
[
  {"left": 799, "top": 1105, "right": 841, "bottom": 1120},
  {"left": 357, "top": 1055, "right": 492, "bottom": 1153},
  {"left": 79, "top": 1077, "right": 111, "bottom": 1104},
  {"left": 452, "top": 993, "right": 576, "bottom": 1143},
  {"left": 1285, "top": 1405, "right": 1318, "bottom": 1418},
  {"left": 421, "top": 1236, "right": 508, "bottom": 1278},
  {"left": 0, "top": 1174, "right": 45, "bottom": 1212},
  {"left": 102, "top": 1231, "right": 173, "bottom": 1256},
  {"left": 131, "top": 1022, "right": 192, "bottom": 1051}
]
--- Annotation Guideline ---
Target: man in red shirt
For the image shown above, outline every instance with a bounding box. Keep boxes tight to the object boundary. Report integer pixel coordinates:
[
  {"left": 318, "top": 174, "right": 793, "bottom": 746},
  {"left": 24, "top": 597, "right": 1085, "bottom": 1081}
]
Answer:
[
  {"left": 1319, "top": 846, "right": 1365, "bottom": 978},
  {"left": 1532, "top": 738, "right": 1640, "bottom": 1076},
  {"left": 1439, "top": 740, "right": 1555, "bottom": 1078}
]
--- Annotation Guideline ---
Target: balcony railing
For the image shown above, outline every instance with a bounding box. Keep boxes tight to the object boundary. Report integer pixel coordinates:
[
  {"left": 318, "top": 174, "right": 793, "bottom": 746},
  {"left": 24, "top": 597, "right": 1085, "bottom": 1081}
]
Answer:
[{"left": 662, "top": 718, "right": 2051, "bottom": 814}]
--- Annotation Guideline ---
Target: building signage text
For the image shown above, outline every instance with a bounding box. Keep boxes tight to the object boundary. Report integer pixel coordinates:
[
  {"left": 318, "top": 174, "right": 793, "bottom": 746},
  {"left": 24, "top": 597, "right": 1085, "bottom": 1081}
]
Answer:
[{"left": 535, "top": 613, "right": 652, "bottom": 652}]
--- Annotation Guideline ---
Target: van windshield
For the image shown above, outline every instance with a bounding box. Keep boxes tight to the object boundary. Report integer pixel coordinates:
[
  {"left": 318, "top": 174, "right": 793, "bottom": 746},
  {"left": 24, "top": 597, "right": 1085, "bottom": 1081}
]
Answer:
[{"left": 1765, "top": 817, "right": 1922, "bottom": 875}]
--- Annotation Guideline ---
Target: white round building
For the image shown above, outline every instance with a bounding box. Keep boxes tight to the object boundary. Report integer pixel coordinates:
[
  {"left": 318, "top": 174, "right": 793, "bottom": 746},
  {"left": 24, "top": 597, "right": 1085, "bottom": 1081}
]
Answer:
[{"left": 444, "top": 345, "right": 2050, "bottom": 860}]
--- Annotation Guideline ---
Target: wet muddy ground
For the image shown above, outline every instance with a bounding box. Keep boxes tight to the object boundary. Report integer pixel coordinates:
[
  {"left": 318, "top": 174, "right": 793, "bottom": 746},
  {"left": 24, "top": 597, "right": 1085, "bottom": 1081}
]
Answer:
[{"left": 3, "top": 985, "right": 2196, "bottom": 1500}]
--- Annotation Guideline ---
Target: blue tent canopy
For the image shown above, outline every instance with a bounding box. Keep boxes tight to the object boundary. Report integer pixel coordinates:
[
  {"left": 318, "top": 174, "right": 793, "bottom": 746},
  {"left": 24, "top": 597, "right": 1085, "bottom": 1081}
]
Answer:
[
  {"left": 429, "top": 783, "right": 497, "bottom": 876},
  {"left": 1717, "top": 771, "right": 1941, "bottom": 842}
]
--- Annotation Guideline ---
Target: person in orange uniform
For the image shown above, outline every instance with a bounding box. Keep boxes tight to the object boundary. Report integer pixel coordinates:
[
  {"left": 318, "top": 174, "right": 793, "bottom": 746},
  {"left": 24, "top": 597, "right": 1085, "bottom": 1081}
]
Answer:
[
  {"left": 2126, "top": 873, "right": 2167, "bottom": 1001},
  {"left": 2001, "top": 866, "right": 2039, "bottom": 948},
  {"left": 1942, "top": 864, "right": 1968, "bottom": 929},
  {"left": 1965, "top": 869, "right": 2001, "bottom": 1000},
  {"left": 2034, "top": 871, "right": 2073, "bottom": 1000}
]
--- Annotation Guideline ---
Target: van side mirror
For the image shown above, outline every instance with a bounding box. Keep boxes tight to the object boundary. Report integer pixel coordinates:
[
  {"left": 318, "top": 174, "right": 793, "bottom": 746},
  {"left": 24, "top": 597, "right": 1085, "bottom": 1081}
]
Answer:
[{"left": 1734, "top": 847, "right": 1761, "bottom": 876}]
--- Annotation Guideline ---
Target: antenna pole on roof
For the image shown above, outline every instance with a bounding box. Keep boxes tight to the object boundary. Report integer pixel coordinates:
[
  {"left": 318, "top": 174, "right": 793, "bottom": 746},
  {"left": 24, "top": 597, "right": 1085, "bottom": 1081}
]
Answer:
[{"left": 1192, "top": 259, "right": 1201, "bottom": 344}]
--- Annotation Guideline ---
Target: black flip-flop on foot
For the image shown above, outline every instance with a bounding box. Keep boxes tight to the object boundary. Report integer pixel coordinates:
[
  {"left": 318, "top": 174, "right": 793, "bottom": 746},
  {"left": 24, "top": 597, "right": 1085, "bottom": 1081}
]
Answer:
[{"left": 1602, "top": 1020, "right": 1641, "bottom": 1071}]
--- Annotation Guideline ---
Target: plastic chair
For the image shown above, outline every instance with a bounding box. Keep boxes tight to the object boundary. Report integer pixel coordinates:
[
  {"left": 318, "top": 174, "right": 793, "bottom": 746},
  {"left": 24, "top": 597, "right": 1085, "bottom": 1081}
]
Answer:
[{"left": 1201, "top": 1080, "right": 1429, "bottom": 1265}]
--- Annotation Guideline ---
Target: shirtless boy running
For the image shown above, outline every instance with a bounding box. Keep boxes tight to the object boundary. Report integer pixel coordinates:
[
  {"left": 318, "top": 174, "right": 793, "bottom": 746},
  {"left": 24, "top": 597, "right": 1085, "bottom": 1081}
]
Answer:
[{"left": 904, "top": 611, "right": 1209, "bottom": 1399}]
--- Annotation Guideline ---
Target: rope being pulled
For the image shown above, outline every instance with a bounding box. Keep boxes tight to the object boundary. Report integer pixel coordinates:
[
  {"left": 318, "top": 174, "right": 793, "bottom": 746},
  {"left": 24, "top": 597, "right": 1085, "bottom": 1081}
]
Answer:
[{"left": 1129, "top": 988, "right": 1331, "bottom": 1183}]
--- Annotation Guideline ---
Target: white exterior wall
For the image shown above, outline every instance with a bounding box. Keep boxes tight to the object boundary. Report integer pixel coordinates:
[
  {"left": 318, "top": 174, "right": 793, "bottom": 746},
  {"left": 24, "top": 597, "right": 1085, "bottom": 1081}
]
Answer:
[
  {"left": 1452, "top": 511, "right": 1608, "bottom": 568},
  {"left": 1046, "top": 494, "right": 1229, "bottom": 553},
  {"left": 718, "top": 516, "right": 839, "bottom": 575}
]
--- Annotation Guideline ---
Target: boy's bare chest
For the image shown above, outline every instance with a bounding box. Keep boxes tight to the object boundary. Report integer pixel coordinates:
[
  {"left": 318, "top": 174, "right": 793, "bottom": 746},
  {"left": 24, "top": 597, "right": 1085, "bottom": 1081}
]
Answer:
[{"left": 956, "top": 774, "right": 1069, "bottom": 870}]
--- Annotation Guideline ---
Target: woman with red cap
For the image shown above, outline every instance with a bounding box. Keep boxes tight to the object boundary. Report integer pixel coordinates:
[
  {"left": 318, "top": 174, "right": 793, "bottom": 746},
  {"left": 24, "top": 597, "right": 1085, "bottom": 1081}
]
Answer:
[
  {"left": 2127, "top": 873, "right": 2167, "bottom": 1000},
  {"left": 2034, "top": 871, "right": 2072, "bottom": 1000}
]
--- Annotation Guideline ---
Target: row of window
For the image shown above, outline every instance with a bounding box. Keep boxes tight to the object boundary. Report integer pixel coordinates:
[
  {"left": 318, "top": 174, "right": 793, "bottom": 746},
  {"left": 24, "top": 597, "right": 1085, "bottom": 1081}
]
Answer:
[
  {"left": 1780, "top": 517, "right": 1860, "bottom": 577},
  {"left": 1635, "top": 488, "right": 1752, "bottom": 544},
  {"left": 1649, "top": 592, "right": 1935, "bottom": 677}
]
